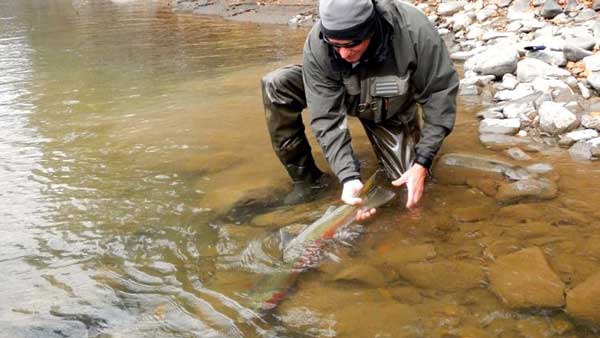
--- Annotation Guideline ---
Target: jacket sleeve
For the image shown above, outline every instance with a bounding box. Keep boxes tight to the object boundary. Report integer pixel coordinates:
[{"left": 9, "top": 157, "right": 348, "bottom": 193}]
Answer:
[
  {"left": 409, "top": 16, "right": 459, "bottom": 169},
  {"left": 303, "top": 41, "right": 360, "bottom": 183}
]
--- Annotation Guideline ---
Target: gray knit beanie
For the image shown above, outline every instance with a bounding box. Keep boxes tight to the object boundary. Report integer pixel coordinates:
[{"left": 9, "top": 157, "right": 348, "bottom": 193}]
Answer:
[{"left": 319, "top": 0, "right": 377, "bottom": 41}]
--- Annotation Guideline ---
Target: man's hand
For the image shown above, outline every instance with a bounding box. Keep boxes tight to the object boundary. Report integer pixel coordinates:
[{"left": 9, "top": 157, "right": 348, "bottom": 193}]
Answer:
[
  {"left": 341, "top": 179, "right": 376, "bottom": 221},
  {"left": 392, "top": 163, "right": 427, "bottom": 209}
]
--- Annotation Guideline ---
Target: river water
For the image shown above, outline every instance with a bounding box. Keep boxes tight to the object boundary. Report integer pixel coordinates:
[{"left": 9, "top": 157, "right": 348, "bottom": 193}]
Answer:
[{"left": 1, "top": 0, "right": 599, "bottom": 337}]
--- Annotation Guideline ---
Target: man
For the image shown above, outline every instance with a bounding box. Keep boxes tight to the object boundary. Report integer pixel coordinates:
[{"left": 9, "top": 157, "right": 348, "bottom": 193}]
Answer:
[{"left": 261, "top": 0, "right": 458, "bottom": 219}]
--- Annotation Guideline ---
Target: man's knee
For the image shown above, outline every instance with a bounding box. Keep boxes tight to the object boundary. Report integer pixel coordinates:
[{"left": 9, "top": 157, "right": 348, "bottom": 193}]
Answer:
[{"left": 261, "top": 65, "right": 304, "bottom": 108}]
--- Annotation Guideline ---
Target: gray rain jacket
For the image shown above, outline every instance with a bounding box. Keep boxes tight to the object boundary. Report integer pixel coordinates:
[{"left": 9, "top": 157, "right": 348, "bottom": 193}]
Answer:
[{"left": 302, "top": 0, "right": 458, "bottom": 183}]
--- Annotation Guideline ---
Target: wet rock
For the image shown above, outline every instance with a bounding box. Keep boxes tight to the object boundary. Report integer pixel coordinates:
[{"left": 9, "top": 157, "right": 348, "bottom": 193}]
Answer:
[
  {"left": 516, "top": 58, "right": 571, "bottom": 83},
  {"left": 489, "top": 247, "right": 565, "bottom": 309},
  {"left": 568, "top": 140, "right": 593, "bottom": 160},
  {"left": 434, "top": 153, "right": 532, "bottom": 184},
  {"left": 466, "top": 45, "right": 519, "bottom": 77},
  {"left": 506, "top": 147, "right": 532, "bottom": 161},
  {"left": 478, "top": 108, "right": 505, "bottom": 119},
  {"left": 495, "top": 178, "right": 558, "bottom": 203},
  {"left": 538, "top": 101, "right": 578, "bottom": 135},
  {"left": 566, "top": 271, "right": 600, "bottom": 324},
  {"left": 438, "top": 1, "right": 467, "bottom": 16},
  {"left": 564, "top": 44, "right": 593, "bottom": 62},
  {"left": 397, "top": 260, "right": 485, "bottom": 291},
  {"left": 574, "top": 9, "right": 598, "bottom": 23},
  {"left": 330, "top": 264, "right": 386, "bottom": 288},
  {"left": 541, "top": 0, "right": 563, "bottom": 19},
  {"left": 479, "top": 118, "right": 521, "bottom": 134},
  {"left": 480, "top": 133, "right": 535, "bottom": 150},
  {"left": 558, "top": 129, "right": 599, "bottom": 147}
]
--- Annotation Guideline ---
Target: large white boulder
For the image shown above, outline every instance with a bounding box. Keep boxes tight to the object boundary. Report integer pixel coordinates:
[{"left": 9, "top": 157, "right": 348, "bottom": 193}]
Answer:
[
  {"left": 516, "top": 58, "right": 571, "bottom": 83},
  {"left": 538, "top": 101, "right": 579, "bottom": 135},
  {"left": 466, "top": 45, "right": 519, "bottom": 77}
]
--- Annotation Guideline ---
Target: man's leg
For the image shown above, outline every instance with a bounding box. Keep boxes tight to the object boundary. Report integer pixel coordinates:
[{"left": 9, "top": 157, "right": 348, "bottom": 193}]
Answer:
[
  {"left": 261, "top": 64, "right": 326, "bottom": 204},
  {"left": 360, "top": 113, "right": 421, "bottom": 181}
]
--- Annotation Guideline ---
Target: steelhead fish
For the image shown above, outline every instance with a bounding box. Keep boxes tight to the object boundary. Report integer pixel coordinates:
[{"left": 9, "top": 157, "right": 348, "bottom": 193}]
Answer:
[{"left": 246, "top": 170, "right": 395, "bottom": 314}]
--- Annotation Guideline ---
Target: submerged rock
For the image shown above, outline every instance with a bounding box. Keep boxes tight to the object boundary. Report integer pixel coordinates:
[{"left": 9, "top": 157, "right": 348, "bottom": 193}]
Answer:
[
  {"left": 489, "top": 247, "right": 565, "bottom": 309},
  {"left": 330, "top": 264, "right": 386, "bottom": 288},
  {"left": 506, "top": 147, "right": 532, "bottom": 161},
  {"left": 495, "top": 178, "right": 558, "bottom": 203},
  {"left": 434, "top": 153, "right": 533, "bottom": 185},
  {"left": 397, "top": 260, "right": 485, "bottom": 291},
  {"left": 566, "top": 271, "right": 600, "bottom": 325},
  {"left": 376, "top": 244, "right": 437, "bottom": 268}
]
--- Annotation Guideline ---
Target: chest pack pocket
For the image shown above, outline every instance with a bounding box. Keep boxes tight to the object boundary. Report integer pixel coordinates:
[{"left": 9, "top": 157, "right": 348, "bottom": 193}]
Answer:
[{"left": 357, "top": 73, "right": 412, "bottom": 123}]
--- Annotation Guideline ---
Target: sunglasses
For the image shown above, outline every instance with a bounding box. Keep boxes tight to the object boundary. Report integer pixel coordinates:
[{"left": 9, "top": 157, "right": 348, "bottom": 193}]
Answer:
[{"left": 323, "top": 35, "right": 364, "bottom": 48}]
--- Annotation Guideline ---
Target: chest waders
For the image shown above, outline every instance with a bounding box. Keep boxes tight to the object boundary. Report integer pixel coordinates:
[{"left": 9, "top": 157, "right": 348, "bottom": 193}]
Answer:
[{"left": 261, "top": 63, "right": 419, "bottom": 204}]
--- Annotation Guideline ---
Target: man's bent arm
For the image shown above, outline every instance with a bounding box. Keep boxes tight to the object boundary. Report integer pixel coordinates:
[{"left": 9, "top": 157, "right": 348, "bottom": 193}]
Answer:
[
  {"left": 303, "top": 36, "right": 361, "bottom": 183},
  {"left": 408, "top": 9, "right": 459, "bottom": 168}
]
